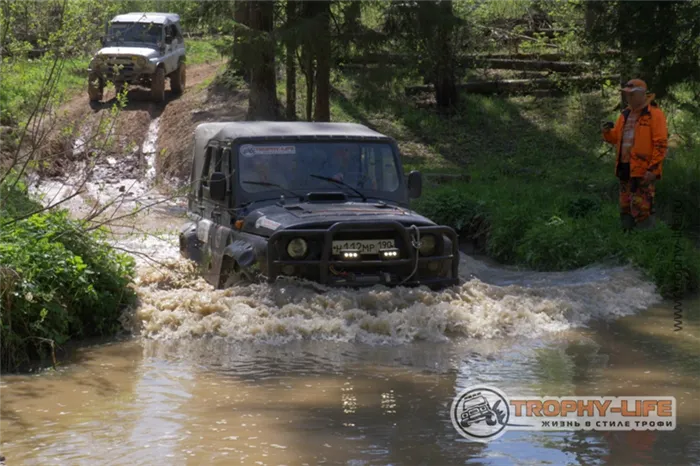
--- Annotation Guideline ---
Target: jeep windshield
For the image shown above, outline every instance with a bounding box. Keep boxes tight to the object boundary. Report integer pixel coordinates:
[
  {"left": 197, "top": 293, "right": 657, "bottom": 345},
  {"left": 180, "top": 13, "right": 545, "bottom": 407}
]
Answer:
[
  {"left": 106, "top": 22, "right": 161, "bottom": 46},
  {"left": 238, "top": 141, "right": 402, "bottom": 199}
]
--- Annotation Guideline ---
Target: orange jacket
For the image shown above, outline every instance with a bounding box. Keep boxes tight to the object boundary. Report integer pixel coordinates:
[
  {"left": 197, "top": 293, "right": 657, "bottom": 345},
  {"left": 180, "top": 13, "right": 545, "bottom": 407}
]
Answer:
[{"left": 603, "top": 96, "right": 668, "bottom": 179}]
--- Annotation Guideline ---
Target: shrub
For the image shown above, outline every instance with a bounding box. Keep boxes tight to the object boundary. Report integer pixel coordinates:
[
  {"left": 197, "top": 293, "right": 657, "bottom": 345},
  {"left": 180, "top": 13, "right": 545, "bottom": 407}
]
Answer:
[
  {"left": 414, "top": 186, "right": 700, "bottom": 300},
  {"left": 0, "top": 182, "right": 136, "bottom": 372}
]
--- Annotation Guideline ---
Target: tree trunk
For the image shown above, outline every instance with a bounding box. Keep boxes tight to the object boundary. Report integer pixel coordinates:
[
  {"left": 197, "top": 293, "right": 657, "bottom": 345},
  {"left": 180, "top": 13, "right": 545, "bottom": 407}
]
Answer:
[
  {"left": 433, "top": 1, "right": 458, "bottom": 109},
  {"left": 313, "top": 1, "right": 331, "bottom": 122},
  {"left": 246, "top": 1, "right": 279, "bottom": 121},
  {"left": 584, "top": 1, "right": 598, "bottom": 33},
  {"left": 285, "top": 0, "right": 298, "bottom": 121},
  {"left": 233, "top": 0, "right": 251, "bottom": 81},
  {"left": 299, "top": 1, "right": 316, "bottom": 121},
  {"left": 617, "top": 1, "right": 637, "bottom": 108},
  {"left": 301, "top": 44, "right": 316, "bottom": 121}
]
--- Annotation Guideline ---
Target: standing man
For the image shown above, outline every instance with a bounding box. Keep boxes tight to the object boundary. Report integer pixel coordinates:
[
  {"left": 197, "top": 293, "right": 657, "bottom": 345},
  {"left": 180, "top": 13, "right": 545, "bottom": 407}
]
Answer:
[{"left": 603, "top": 79, "right": 668, "bottom": 231}]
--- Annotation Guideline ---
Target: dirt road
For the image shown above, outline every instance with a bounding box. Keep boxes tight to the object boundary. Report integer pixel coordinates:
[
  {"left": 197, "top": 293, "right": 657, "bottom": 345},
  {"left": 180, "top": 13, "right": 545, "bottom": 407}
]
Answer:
[{"left": 30, "top": 60, "right": 246, "bottom": 239}]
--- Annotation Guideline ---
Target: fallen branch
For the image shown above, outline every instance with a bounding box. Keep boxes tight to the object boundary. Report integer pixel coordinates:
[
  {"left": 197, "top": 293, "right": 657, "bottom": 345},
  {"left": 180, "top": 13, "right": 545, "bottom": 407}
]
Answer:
[
  {"left": 405, "top": 75, "right": 619, "bottom": 96},
  {"left": 336, "top": 52, "right": 618, "bottom": 68},
  {"left": 473, "top": 58, "right": 592, "bottom": 73}
]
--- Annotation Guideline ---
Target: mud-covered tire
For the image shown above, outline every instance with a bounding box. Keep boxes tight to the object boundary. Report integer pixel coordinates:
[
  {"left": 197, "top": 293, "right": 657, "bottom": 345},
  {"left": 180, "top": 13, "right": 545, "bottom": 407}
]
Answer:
[
  {"left": 171, "top": 61, "right": 186, "bottom": 94},
  {"left": 218, "top": 258, "right": 243, "bottom": 289},
  {"left": 151, "top": 67, "right": 165, "bottom": 102},
  {"left": 88, "top": 75, "right": 103, "bottom": 102}
]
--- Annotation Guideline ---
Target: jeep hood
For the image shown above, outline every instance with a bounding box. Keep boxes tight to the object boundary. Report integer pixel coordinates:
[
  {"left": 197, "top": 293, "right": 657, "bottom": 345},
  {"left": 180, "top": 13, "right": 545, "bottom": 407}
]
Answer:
[
  {"left": 96, "top": 46, "right": 158, "bottom": 59},
  {"left": 242, "top": 201, "right": 437, "bottom": 236}
]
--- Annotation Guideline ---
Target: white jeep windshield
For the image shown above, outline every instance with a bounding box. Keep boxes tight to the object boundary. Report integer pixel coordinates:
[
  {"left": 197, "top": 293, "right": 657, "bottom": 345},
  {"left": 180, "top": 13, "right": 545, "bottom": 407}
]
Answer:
[
  {"left": 107, "top": 22, "right": 161, "bottom": 45},
  {"left": 238, "top": 141, "right": 401, "bottom": 197}
]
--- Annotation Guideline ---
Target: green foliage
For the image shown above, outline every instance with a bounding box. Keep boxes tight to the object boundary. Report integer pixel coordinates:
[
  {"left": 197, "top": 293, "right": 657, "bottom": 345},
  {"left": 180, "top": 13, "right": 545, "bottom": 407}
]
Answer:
[
  {"left": 0, "top": 56, "right": 88, "bottom": 127},
  {"left": 0, "top": 181, "right": 136, "bottom": 372},
  {"left": 330, "top": 69, "right": 700, "bottom": 300},
  {"left": 584, "top": 1, "right": 700, "bottom": 98}
]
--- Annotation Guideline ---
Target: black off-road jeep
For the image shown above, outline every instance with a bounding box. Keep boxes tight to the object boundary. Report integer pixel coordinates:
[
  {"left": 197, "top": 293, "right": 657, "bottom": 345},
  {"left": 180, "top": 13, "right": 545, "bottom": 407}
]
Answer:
[{"left": 179, "top": 122, "right": 459, "bottom": 289}]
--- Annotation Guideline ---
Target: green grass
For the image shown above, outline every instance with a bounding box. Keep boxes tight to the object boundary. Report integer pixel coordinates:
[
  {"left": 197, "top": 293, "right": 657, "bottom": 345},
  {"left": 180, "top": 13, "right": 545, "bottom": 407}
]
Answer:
[
  {"left": 0, "top": 38, "right": 221, "bottom": 129},
  {"left": 186, "top": 38, "right": 223, "bottom": 65},
  {"left": 324, "top": 71, "right": 700, "bottom": 300},
  {"left": 0, "top": 56, "right": 89, "bottom": 127}
]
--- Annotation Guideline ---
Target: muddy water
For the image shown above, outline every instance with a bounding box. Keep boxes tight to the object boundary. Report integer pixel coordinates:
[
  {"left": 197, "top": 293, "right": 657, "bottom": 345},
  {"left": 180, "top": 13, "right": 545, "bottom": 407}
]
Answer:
[
  {"left": 13, "top": 65, "right": 699, "bottom": 464},
  {"left": 2, "top": 249, "right": 699, "bottom": 466}
]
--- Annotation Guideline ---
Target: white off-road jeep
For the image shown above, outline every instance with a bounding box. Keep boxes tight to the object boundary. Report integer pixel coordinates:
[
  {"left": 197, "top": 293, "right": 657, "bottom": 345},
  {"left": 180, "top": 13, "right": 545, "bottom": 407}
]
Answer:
[{"left": 88, "top": 12, "right": 186, "bottom": 103}]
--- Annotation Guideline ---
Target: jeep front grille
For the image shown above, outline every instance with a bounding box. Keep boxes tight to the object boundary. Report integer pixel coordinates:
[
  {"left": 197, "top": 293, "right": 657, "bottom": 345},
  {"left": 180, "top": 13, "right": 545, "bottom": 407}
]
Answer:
[{"left": 105, "top": 56, "right": 135, "bottom": 73}]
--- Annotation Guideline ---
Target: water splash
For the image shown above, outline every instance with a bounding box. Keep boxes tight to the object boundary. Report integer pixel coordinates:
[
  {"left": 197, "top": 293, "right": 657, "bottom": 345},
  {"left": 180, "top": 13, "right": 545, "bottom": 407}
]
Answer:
[
  {"left": 122, "top": 236, "right": 661, "bottom": 345},
  {"left": 142, "top": 117, "right": 160, "bottom": 184}
]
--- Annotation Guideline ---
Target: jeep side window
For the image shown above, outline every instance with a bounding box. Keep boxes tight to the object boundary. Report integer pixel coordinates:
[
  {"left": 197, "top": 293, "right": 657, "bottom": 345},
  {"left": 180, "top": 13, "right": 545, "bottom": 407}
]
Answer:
[
  {"left": 198, "top": 146, "right": 214, "bottom": 199},
  {"left": 200, "top": 145, "right": 224, "bottom": 200},
  {"left": 166, "top": 25, "right": 177, "bottom": 44}
]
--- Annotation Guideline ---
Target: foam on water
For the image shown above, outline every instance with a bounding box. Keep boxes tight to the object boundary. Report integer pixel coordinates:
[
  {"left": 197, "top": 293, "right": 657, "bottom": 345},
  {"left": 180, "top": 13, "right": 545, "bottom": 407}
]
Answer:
[
  {"left": 142, "top": 117, "right": 160, "bottom": 183},
  {"left": 122, "top": 234, "right": 661, "bottom": 345}
]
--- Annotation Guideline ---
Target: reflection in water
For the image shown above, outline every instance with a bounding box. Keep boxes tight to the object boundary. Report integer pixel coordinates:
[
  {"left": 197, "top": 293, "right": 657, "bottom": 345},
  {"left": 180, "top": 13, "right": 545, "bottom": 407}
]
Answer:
[
  {"left": 1, "top": 308, "right": 698, "bottom": 466},
  {"left": 0, "top": 247, "right": 697, "bottom": 464}
]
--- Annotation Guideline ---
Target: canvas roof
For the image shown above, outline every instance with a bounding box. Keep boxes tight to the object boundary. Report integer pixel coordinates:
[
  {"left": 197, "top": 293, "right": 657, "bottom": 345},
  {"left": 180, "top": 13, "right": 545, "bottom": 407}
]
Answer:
[
  {"left": 110, "top": 12, "right": 180, "bottom": 25},
  {"left": 191, "top": 121, "right": 391, "bottom": 182}
]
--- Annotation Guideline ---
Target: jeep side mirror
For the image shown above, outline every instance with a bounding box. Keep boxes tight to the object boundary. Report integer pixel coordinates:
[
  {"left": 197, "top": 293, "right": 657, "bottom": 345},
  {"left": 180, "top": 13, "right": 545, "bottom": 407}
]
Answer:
[
  {"left": 407, "top": 170, "right": 422, "bottom": 199},
  {"left": 209, "top": 172, "right": 227, "bottom": 201}
]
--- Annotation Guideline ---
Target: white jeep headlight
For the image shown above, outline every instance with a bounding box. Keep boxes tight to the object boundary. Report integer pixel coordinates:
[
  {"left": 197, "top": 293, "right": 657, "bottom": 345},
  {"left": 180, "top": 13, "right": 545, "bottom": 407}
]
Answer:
[
  {"left": 287, "top": 238, "right": 308, "bottom": 258},
  {"left": 419, "top": 234, "right": 436, "bottom": 256}
]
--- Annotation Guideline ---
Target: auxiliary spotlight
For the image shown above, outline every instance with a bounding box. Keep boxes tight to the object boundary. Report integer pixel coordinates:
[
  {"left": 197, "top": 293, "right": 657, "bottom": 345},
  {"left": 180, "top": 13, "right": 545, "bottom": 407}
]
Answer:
[
  {"left": 341, "top": 249, "right": 361, "bottom": 260},
  {"left": 380, "top": 248, "right": 400, "bottom": 259}
]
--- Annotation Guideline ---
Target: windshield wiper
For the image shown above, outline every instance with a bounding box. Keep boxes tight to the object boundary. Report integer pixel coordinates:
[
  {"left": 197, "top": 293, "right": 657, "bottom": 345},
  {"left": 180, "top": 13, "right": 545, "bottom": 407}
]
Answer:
[
  {"left": 310, "top": 174, "right": 367, "bottom": 202},
  {"left": 241, "top": 180, "right": 302, "bottom": 200}
]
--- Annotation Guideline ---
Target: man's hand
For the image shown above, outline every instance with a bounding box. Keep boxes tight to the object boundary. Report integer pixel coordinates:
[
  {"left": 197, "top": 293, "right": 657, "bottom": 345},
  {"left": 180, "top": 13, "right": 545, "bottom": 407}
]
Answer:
[
  {"left": 643, "top": 171, "right": 656, "bottom": 183},
  {"left": 332, "top": 173, "right": 344, "bottom": 182}
]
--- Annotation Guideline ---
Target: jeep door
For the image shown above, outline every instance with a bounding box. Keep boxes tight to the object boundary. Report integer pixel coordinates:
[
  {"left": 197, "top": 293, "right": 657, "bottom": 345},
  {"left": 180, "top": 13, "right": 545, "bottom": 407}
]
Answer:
[
  {"left": 163, "top": 23, "right": 182, "bottom": 73},
  {"left": 198, "top": 142, "right": 234, "bottom": 285}
]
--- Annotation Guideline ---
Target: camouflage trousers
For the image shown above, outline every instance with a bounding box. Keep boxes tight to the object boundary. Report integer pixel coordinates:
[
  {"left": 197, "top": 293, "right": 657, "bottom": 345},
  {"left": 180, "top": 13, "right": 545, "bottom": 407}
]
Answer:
[{"left": 619, "top": 177, "right": 655, "bottom": 223}]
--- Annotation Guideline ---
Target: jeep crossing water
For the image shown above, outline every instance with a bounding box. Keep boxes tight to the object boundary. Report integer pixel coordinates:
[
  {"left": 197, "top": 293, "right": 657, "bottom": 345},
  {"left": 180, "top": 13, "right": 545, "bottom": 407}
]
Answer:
[{"left": 179, "top": 121, "right": 460, "bottom": 290}]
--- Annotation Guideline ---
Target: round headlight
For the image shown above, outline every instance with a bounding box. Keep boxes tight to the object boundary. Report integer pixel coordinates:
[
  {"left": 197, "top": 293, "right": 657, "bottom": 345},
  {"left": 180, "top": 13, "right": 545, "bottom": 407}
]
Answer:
[
  {"left": 419, "top": 234, "right": 437, "bottom": 256},
  {"left": 287, "top": 238, "right": 308, "bottom": 258}
]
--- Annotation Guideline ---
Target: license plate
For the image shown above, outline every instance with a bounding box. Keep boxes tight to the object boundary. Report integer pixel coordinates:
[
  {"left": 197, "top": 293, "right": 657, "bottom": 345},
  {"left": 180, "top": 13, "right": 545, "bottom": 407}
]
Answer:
[{"left": 332, "top": 239, "right": 395, "bottom": 255}]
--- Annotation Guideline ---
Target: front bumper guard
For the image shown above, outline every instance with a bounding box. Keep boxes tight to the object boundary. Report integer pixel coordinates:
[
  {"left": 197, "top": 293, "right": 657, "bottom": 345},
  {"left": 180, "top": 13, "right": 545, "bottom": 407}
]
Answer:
[{"left": 266, "top": 221, "right": 460, "bottom": 288}]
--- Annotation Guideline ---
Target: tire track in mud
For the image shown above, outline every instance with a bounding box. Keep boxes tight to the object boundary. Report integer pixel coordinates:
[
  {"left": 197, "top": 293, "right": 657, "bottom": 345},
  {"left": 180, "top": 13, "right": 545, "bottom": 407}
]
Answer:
[{"left": 30, "top": 61, "right": 228, "bottom": 226}]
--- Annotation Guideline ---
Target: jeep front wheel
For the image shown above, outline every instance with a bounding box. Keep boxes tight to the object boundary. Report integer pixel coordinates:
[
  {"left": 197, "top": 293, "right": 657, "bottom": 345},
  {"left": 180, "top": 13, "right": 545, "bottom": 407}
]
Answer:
[
  {"left": 218, "top": 258, "right": 243, "bottom": 289},
  {"left": 171, "top": 62, "right": 186, "bottom": 94},
  {"left": 88, "top": 75, "right": 103, "bottom": 102},
  {"left": 151, "top": 67, "right": 165, "bottom": 102}
]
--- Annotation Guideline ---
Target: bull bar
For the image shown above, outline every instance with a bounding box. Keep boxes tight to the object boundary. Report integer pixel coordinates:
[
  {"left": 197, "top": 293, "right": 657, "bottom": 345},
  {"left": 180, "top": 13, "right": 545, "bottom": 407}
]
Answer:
[{"left": 266, "top": 221, "right": 460, "bottom": 288}]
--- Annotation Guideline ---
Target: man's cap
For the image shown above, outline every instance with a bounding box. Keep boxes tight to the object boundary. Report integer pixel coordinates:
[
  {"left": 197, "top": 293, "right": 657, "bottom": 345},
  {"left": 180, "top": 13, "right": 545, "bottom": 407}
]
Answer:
[{"left": 621, "top": 79, "right": 648, "bottom": 93}]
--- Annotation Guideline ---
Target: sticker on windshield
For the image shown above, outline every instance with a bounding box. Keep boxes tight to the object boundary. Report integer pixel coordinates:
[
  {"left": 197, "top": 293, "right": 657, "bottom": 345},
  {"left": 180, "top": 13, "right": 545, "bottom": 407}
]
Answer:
[
  {"left": 255, "top": 216, "right": 281, "bottom": 231},
  {"left": 240, "top": 144, "right": 296, "bottom": 157}
]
